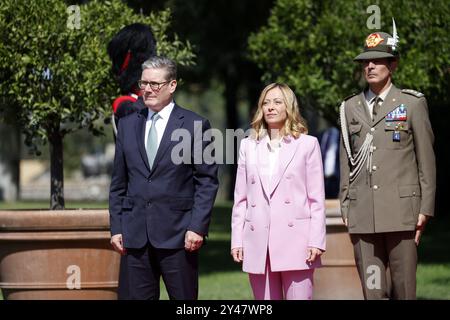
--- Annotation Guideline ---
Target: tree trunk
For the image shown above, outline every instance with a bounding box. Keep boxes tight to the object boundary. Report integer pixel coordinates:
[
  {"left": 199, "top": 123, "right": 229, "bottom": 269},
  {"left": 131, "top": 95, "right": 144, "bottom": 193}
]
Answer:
[
  {"left": 49, "top": 129, "right": 65, "bottom": 210},
  {"left": 0, "top": 122, "right": 20, "bottom": 201}
]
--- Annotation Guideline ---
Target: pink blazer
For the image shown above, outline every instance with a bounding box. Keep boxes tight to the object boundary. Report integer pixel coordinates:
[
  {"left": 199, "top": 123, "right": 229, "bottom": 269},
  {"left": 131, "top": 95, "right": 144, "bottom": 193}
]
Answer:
[{"left": 231, "top": 134, "right": 326, "bottom": 274}]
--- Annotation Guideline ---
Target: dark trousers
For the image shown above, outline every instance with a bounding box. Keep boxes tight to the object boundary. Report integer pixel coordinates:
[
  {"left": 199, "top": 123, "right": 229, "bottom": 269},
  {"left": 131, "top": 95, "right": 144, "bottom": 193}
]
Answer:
[
  {"left": 120, "top": 243, "right": 198, "bottom": 300},
  {"left": 117, "top": 255, "right": 129, "bottom": 299},
  {"left": 350, "top": 231, "right": 417, "bottom": 300}
]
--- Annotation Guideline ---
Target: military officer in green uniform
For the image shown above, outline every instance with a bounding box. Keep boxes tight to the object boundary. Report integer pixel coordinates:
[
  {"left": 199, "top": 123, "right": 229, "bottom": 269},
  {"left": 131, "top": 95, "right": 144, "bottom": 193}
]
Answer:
[{"left": 339, "top": 26, "right": 436, "bottom": 299}]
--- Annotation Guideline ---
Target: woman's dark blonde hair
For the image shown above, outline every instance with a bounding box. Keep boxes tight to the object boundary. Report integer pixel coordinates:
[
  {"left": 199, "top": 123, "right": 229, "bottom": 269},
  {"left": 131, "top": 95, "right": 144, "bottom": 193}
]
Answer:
[{"left": 251, "top": 83, "right": 308, "bottom": 140}]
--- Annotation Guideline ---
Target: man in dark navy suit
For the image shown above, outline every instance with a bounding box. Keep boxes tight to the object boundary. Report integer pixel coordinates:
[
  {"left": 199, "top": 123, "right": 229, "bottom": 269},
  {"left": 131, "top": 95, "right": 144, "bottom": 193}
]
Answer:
[{"left": 109, "top": 56, "right": 219, "bottom": 300}]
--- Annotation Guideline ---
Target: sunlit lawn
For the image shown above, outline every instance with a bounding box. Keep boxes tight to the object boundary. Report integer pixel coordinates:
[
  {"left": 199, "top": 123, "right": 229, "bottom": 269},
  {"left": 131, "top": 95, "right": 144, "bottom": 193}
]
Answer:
[
  {"left": 416, "top": 212, "right": 450, "bottom": 300},
  {"left": 0, "top": 201, "right": 448, "bottom": 300}
]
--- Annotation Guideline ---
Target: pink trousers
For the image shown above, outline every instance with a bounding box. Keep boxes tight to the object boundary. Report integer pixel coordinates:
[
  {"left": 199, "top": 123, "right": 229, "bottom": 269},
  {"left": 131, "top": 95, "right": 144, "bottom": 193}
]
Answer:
[{"left": 248, "top": 253, "right": 314, "bottom": 300}]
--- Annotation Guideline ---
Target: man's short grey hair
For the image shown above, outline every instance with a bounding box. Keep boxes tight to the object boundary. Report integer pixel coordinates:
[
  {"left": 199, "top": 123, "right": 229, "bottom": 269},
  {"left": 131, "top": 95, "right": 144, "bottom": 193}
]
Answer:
[{"left": 142, "top": 56, "right": 177, "bottom": 80}]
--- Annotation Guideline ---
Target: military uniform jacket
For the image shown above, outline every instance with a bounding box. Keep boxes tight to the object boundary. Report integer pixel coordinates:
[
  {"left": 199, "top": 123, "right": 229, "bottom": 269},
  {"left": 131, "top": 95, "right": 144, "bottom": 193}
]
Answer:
[{"left": 339, "top": 85, "right": 436, "bottom": 234}]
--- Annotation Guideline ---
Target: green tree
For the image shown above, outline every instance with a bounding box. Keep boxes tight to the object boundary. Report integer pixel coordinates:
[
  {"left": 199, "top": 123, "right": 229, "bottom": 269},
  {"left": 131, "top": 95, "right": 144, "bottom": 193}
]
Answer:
[
  {"left": 248, "top": 0, "right": 450, "bottom": 124},
  {"left": 0, "top": 0, "right": 194, "bottom": 209},
  {"left": 248, "top": 0, "right": 450, "bottom": 214}
]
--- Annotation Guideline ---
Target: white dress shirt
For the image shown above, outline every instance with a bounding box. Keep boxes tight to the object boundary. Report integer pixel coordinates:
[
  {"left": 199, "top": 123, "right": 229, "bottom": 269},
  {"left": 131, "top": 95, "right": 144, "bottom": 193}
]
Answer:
[
  {"left": 365, "top": 84, "right": 392, "bottom": 119},
  {"left": 267, "top": 138, "right": 282, "bottom": 181},
  {"left": 144, "top": 101, "right": 175, "bottom": 152}
]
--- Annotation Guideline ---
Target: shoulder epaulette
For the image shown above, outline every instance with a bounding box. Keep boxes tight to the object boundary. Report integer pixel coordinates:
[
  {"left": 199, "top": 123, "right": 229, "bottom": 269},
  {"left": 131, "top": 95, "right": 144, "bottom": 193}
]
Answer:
[
  {"left": 343, "top": 93, "right": 357, "bottom": 102},
  {"left": 401, "top": 89, "right": 424, "bottom": 98}
]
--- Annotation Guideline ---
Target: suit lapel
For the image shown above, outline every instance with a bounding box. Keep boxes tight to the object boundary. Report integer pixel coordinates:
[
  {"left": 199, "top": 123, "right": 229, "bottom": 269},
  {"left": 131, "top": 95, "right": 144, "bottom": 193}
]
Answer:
[
  {"left": 150, "top": 104, "right": 184, "bottom": 174},
  {"left": 256, "top": 135, "right": 271, "bottom": 198},
  {"left": 269, "top": 136, "right": 299, "bottom": 195},
  {"left": 135, "top": 108, "right": 151, "bottom": 172},
  {"left": 373, "top": 85, "right": 402, "bottom": 126}
]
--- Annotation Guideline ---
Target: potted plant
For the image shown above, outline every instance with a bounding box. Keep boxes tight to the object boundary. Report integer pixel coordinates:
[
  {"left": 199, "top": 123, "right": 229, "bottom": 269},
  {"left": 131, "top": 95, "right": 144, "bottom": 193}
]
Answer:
[{"left": 0, "top": 0, "right": 194, "bottom": 299}]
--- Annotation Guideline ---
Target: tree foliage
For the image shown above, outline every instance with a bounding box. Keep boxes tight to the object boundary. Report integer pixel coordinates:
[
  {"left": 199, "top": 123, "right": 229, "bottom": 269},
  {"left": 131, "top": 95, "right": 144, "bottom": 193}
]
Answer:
[
  {"left": 248, "top": 0, "right": 450, "bottom": 124},
  {"left": 0, "top": 0, "right": 194, "bottom": 153},
  {"left": 0, "top": 0, "right": 194, "bottom": 208}
]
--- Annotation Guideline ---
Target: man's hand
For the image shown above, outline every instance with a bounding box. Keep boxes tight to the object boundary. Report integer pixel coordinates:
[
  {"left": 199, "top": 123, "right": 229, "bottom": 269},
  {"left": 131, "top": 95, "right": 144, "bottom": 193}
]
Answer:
[
  {"left": 415, "top": 214, "right": 430, "bottom": 246},
  {"left": 111, "top": 234, "right": 126, "bottom": 255},
  {"left": 306, "top": 247, "right": 324, "bottom": 263},
  {"left": 185, "top": 230, "right": 204, "bottom": 252},
  {"left": 231, "top": 247, "right": 244, "bottom": 263}
]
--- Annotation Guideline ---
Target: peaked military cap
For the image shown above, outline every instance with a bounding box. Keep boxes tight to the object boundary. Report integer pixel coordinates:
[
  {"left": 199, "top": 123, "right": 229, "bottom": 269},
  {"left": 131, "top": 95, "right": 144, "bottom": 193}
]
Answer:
[{"left": 354, "top": 32, "right": 399, "bottom": 61}]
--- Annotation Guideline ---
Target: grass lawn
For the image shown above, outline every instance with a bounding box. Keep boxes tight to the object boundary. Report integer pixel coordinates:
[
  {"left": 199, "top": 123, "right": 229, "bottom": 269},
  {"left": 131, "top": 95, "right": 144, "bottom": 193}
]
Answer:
[
  {"left": 0, "top": 201, "right": 449, "bottom": 300},
  {"left": 416, "top": 212, "right": 450, "bottom": 300}
]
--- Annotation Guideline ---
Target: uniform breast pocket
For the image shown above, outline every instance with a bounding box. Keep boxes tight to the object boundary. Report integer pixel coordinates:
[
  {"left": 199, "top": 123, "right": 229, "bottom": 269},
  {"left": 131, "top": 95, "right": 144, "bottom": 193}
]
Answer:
[
  {"left": 384, "top": 122, "right": 410, "bottom": 149},
  {"left": 349, "top": 124, "right": 363, "bottom": 151}
]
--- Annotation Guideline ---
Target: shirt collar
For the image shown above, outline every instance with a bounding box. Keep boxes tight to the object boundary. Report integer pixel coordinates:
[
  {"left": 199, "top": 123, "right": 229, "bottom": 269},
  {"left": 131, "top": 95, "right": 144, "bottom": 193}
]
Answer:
[
  {"left": 264, "top": 135, "right": 283, "bottom": 152},
  {"left": 366, "top": 83, "right": 393, "bottom": 104},
  {"left": 147, "top": 100, "right": 175, "bottom": 120}
]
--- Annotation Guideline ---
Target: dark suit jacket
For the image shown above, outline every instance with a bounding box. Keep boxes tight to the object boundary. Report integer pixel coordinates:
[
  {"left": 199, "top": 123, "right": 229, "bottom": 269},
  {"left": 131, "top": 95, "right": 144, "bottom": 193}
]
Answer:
[{"left": 109, "top": 103, "right": 219, "bottom": 249}]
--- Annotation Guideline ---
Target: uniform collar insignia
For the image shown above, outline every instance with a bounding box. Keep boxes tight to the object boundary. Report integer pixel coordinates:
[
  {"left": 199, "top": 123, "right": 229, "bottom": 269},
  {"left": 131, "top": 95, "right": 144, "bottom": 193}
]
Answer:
[{"left": 350, "top": 118, "right": 359, "bottom": 125}]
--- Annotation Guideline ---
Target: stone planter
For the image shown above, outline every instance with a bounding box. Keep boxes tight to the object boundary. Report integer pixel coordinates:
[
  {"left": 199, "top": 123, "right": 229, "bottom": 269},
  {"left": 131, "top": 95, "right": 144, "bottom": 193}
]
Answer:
[
  {"left": 313, "top": 200, "right": 363, "bottom": 299},
  {"left": 0, "top": 203, "right": 362, "bottom": 300},
  {"left": 0, "top": 209, "right": 120, "bottom": 300}
]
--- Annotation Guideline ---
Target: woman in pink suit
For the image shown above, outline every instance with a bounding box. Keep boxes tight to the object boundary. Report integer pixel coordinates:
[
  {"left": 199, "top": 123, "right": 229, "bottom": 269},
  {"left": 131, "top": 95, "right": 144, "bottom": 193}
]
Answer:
[{"left": 231, "top": 83, "right": 326, "bottom": 300}]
